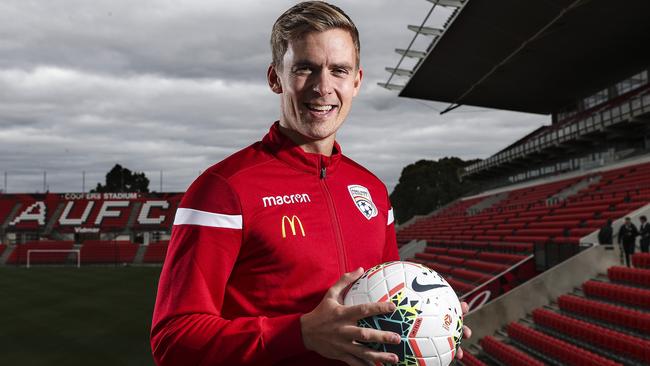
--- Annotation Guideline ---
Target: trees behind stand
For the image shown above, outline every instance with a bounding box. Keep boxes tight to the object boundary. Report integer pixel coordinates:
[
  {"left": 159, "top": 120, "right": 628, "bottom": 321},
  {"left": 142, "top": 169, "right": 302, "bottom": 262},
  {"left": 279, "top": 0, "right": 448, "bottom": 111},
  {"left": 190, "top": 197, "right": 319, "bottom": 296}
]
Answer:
[
  {"left": 92, "top": 164, "right": 150, "bottom": 193},
  {"left": 390, "top": 157, "right": 479, "bottom": 225}
]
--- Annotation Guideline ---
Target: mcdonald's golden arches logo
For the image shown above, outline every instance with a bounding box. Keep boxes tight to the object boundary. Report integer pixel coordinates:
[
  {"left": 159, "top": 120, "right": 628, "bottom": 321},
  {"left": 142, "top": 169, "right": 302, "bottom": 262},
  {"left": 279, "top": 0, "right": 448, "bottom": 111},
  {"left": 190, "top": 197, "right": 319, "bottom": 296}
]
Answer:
[{"left": 281, "top": 215, "right": 306, "bottom": 238}]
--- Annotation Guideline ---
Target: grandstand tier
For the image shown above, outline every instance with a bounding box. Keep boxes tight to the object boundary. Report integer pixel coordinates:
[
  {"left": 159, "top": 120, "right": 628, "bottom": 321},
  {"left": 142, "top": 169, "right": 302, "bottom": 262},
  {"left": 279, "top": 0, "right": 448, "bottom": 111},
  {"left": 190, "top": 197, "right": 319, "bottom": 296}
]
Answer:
[
  {"left": 1, "top": 240, "right": 170, "bottom": 266},
  {"left": 142, "top": 241, "right": 169, "bottom": 263},
  {"left": 399, "top": 159, "right": 650, "bottom": 306},
  {"left": 6, "top": 241, "right": 75, "bottom": 265},
  {"left": 0, "top": 192, "right": 181, "bottom": 234},
  {"left": 79, "top": 241, "right": 138, "bottom": 264},
  {"left": 460, "top": 252, "right": 650, "bottom": 365}
]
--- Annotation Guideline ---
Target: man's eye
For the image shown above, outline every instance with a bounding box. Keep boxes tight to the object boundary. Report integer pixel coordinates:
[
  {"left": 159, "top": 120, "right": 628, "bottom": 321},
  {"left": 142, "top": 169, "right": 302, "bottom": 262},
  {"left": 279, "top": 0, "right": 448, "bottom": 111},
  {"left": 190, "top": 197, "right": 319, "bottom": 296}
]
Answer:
[
  {"left": 332, "top": 68, "right": 349, "bottom": 76},
  {"left": 294, "top": 67, "right": 312, "bottom": 75}
]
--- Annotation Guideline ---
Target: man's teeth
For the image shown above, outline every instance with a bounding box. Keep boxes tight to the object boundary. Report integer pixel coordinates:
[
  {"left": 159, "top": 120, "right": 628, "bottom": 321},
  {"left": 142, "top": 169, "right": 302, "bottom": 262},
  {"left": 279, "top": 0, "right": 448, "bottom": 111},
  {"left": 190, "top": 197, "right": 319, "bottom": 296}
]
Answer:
[{"left": 307, "top": 104, "right": 333, "bottom": 111}]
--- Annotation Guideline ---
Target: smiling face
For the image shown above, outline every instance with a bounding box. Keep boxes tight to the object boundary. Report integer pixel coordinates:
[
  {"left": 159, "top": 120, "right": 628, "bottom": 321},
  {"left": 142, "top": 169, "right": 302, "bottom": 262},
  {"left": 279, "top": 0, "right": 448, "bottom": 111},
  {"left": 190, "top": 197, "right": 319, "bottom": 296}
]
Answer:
[{"left": 268, "top": 28, "right": 362, "bottom": 154}]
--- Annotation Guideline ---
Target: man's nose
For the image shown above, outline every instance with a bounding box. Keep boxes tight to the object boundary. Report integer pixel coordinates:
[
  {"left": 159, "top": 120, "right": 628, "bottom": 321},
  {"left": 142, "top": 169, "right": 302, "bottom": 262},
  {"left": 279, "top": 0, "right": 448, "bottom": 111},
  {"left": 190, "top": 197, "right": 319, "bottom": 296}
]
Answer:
[{"left": 312, "top": 71, "right": 333, "bottom": 96}]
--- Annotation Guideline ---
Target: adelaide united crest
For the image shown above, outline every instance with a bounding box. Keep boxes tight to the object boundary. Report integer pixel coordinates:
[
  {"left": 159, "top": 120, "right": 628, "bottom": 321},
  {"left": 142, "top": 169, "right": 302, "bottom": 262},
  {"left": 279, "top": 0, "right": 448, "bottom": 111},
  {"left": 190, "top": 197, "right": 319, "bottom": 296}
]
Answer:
[{"left": 348, "top": 185, "right": 378, "bottom": 220}]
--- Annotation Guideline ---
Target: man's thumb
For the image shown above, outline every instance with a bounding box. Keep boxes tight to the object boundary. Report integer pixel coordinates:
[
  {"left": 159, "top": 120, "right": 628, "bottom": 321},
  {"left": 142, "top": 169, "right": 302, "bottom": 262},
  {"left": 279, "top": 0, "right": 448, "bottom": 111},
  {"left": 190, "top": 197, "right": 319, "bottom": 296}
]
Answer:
[{"left": 327, "top": 267, "right": 364, "bottom": 299}]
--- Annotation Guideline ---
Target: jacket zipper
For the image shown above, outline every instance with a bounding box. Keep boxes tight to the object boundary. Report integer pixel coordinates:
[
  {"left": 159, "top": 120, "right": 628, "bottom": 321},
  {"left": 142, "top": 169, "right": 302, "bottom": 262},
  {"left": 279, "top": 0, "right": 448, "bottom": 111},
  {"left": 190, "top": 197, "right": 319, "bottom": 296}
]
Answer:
[{"left": 318, "top": 158, "right": 348, "bottom": 274}]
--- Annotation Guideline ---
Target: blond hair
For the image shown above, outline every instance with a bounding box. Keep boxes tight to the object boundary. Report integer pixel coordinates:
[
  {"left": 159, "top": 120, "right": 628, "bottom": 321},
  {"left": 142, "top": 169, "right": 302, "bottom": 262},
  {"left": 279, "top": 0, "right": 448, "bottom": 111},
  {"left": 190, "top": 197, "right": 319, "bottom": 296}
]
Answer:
[{"left": 271, "top": 1, "right": 360, "bottom": 70}]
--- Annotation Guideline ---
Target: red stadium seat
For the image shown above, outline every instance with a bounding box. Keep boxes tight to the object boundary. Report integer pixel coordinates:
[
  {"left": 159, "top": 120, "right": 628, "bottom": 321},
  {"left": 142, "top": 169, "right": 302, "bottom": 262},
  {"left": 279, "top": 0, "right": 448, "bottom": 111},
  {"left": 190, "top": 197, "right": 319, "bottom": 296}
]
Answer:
[
  {"left": 632, "top": 253, "right": 650, "bottom": 269},
  {"left": 583, "top": 280, "right": 650, "bottom": 309},
  {"left": 607, "top": 266, "right": 650, "bottom": 287},
  {"left": 480, "top": 336, "right": 544, "bottom": 366},
  {"left": 446, "top": 277, "right": 474, "bottom": 294},
  {"left": 450, "top": 268, "right": 491, "bottom": 284},
  {"left": 143, "top": 241, "right": 169, "bottom": 263},
  {"left": 558, "top": 294, "right": 650, "bottom": 333},
  {"left": 506, "top": 322, "right": 621, "bottom": 366},
  {"left": 6, "top": 241, "right": 75, "bottom": 265},
  {"left": 424, "top": 246, "right": 448, "bottom": 255},
  {"left": 447, "top": 249, "right": 477, "bottom": 259},
  {"left": 79, "top": 241, "right": 138, "bottom": 264},
  {"left": 477, "top": 252, "right": 526, "bottom": 264},
  {"left": 532, "top": 308, "right": 650, "bottom": 363},
  {"left": 457, "top": 349, "right": 487, "bottom": 366}
]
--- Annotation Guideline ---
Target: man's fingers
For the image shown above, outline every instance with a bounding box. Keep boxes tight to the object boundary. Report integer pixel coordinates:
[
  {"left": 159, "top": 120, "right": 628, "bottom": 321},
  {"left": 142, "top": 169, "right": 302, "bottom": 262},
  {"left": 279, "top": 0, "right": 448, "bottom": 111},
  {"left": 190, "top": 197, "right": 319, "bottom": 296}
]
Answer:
[
  {"left": 463, "top": 325, "right": 472, "bottom": 339},
  {"left": 344, "top": 301, "right": 396, "bottom": 321},
  {"left": 340, "top": 325, "right": 401, "bottom": 345},
  {"left": 457, "top": 347, "right": 464, "bottom": 360},
  {"left": 343, "top": 343, "right": 398, "bottom": 365},
  {"left": 328, "top": 267, "right": 364, "bottom": 299},
  {"left": 459, "top": 302, "right": 471, "bottom": 341},
  {"left": 341, "top": 355, "right": 370, "bottom": 366}
]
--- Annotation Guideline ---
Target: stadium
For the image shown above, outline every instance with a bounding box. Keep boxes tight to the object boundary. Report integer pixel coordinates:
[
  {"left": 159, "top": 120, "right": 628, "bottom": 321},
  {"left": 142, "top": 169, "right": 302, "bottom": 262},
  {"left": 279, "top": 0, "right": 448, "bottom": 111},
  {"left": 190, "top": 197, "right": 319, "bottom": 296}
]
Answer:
[{"left": 2, "top": 0, "right": 650, "bottom": 365}]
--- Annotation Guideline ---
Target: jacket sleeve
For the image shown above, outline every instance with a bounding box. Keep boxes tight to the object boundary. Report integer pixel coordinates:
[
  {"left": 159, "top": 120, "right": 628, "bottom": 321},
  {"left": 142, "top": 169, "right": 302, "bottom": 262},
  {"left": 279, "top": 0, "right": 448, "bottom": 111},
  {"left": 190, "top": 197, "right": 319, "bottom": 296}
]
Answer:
[
  {"left": 150, "top": 171, "right": 307, "bottom": 366},
  {"left": 617, "top": 226, "right": 623, "bottom": 244},
  {"left": 597, "top": 228, "right": 605, "bottom": 244},
  {"left": 382, "top": 193, "right": 400, "bottom": 262}
]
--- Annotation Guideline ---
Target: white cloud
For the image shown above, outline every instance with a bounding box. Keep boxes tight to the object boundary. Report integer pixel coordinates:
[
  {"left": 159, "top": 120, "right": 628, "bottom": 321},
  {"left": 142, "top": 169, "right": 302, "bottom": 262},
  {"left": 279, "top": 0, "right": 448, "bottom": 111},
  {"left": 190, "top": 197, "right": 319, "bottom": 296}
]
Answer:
[{"left": 0, "top": 0, "right": 546, "bottom": 194}]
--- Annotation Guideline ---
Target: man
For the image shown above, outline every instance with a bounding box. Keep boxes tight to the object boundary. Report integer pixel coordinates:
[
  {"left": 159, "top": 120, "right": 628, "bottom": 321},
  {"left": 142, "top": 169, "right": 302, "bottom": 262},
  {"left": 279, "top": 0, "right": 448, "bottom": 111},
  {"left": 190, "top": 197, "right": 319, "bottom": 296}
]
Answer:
[
  {"left": 151, "top": 3, "right": 469, "bottom": 366},
  {"left": 618, "top": 217, "right": 639, "bottom": 267},
  {"left": 640, "top": 215, "right": 649, "bottom": 253},
  {"left": 597, "top": 219, "right": 613, "bottom": 245}
]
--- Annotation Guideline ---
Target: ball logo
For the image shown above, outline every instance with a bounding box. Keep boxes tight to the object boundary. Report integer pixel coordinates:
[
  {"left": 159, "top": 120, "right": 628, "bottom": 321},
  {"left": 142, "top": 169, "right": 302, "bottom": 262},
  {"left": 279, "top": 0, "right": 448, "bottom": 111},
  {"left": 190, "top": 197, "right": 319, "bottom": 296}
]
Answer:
[
  {"left": 347, "top": 184, "right": 378, "bottom": 220},
  {"left": 411, "top": 277, "right": 448, "bottom": 292},
  {"left": 443, "top": 314, "right": 452, "bottom": 331},
  {"left": 343, "top": 261, "right": 463, "bottom": 365}
]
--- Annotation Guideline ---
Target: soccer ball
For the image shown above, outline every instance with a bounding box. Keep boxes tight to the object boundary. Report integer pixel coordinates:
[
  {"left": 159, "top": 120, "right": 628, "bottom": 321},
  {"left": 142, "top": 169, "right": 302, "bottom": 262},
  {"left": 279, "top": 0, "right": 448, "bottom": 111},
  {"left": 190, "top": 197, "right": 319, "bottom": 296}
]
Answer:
[{"left": 343, "top": 261, "right": 463, "bottom": 366}]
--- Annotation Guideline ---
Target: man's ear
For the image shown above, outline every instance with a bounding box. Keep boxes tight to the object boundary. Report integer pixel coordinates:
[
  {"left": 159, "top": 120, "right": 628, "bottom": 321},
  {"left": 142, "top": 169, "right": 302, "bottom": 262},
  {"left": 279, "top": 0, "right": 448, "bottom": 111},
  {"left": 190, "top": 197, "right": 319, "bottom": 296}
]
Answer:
[
  {"left": 267, "top": 64, "right": 283, "bottom": 94},
  {"left": 352, "top": 67, "right": 363, "bottom": 97}
]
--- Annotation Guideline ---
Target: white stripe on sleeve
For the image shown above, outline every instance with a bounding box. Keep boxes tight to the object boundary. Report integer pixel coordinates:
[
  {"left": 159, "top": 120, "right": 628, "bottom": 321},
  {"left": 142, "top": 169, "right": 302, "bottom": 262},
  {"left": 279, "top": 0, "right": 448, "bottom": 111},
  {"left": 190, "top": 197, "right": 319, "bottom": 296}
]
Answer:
[
  {"left": 173, "top": 208, "right": 242, "bottom": 229},
  {"left": 387, "top": 208, "right": 394, "bottom": 226}
]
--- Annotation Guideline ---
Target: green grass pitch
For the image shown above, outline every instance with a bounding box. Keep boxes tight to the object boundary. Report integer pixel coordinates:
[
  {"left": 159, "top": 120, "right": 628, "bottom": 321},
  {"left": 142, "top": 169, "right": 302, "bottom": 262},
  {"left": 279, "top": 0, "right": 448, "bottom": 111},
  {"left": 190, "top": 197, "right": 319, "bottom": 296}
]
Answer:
[{"left": 0, "top": 266, "right": 162, "bottom": 366}]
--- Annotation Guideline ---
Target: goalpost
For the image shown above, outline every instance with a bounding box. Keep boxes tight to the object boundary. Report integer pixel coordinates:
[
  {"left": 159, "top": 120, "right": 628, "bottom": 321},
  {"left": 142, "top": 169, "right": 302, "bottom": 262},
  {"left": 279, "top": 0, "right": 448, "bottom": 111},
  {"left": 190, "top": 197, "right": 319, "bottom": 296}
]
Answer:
[{"left": 26, "top": 249, "right": 81, "bottom": 269}]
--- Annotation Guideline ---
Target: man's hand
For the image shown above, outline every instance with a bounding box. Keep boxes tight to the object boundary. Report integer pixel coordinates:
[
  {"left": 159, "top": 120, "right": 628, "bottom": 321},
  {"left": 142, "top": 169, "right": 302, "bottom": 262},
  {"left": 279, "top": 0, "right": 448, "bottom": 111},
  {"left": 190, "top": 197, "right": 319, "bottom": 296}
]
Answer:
[
  {"left": 300, "top": 267, "right": 401, "bottom": 366},
  {"left": 456, "top": 301, "right": 473, "bottom": 360}
]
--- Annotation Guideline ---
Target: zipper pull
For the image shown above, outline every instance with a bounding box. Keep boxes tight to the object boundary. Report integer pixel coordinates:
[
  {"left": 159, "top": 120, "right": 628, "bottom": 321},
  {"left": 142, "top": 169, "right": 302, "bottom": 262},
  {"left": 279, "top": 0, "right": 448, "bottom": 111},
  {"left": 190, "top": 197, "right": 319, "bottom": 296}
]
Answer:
[{"left": 320, "top": 167, "right": 326, "bottom": 179}]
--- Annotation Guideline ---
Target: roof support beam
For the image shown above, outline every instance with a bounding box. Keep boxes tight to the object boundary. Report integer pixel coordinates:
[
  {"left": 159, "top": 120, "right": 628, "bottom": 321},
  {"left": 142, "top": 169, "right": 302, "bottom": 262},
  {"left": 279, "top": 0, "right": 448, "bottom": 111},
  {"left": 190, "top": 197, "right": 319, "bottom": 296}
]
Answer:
[
  {"left": 425, "top": 0, "right": 464, "bottom": 8},
  {"left": 395, "top": 48, "right": 427, "bottom": 59},
  {"left": 385, "top": 67, "right": 413, "bottom": 77},
  {"left": 407, "top": 25, "right": 443, "bottom": 37},
  {"left": 377, "top": 82, "right": 404, "bottom": 91}
]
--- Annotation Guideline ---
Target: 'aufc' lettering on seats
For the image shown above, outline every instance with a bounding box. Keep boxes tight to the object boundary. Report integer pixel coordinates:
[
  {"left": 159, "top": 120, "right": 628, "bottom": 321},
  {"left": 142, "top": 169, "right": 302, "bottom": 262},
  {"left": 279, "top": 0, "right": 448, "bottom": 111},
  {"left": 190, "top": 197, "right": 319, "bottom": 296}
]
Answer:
[{"left": 262, "top": 193, "right": 311, "bottom": 208}]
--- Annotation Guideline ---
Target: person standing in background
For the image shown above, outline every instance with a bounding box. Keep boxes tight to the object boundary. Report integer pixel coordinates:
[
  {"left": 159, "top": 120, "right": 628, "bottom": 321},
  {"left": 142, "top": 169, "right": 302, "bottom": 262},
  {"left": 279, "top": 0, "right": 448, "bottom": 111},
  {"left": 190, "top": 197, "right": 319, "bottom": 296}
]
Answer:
[
  {"left": 639, "top": 215, "right": 649, "bottom": 253},
  {"left": 597, "top": 219, "right": 613, "bottom": 245},
  {"left": 618, "top": 217, "right": 639, "bottom": 267}
]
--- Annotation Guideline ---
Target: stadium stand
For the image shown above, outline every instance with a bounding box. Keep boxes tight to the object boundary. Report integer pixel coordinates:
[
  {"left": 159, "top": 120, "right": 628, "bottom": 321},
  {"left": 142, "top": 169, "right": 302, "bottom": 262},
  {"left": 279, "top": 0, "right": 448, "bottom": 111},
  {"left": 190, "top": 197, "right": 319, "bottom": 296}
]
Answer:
[
  {"left": 0, "top": 192, "right": 179, "bottom": 265},
  {"left": 633, "top": 253, "right": 650, "bottom": 268},
  {"left": 456, "top": 349, "right": 487, "bottom": 366},
  {"left": 462, "top": 252, "right": 650, "bottom": 365},
  {"left": 0, "top": 198, "right": 17, "bottom": 223},
  {"left": 399, "top": 159, "right": 650, "bottom": 299},
  {"left": 505, "top": 322, "right": 622, "bottom": 366},
  {"left": 478, "top": 336, "right": 544, "bottom": 366},
  {"left": 142, "top": 241, "right": 169, "bottom": 263},
  {"left": 0, "top": 192, "right": 181, "bottom": 234},
  {"left": 132, "top": 197, "right": 180, "bottom": 230},
  {"left": 79, "top": 240, "right": 138, "bottom": 264},
  {"left": 6, "top": 241, "right": 75, "bottom": 265},
  {"left": 384, "top": 0, "right": 650, "bottom": 362}
]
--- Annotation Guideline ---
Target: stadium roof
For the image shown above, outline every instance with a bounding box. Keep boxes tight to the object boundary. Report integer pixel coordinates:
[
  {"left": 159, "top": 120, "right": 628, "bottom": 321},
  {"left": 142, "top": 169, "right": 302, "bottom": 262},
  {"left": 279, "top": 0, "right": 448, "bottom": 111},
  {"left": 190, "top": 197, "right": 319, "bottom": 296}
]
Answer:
[{"left": 393, "top": 0, "right": 650, "bottom": 115}]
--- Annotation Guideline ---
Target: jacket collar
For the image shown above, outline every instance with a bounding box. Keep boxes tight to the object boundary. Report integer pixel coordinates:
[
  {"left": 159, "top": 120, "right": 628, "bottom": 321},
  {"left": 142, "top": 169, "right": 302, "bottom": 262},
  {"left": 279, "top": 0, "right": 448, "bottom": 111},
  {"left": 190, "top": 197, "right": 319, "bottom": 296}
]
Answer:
[{"left": 262, "top": 121, "right": 342, "bottom": 176}]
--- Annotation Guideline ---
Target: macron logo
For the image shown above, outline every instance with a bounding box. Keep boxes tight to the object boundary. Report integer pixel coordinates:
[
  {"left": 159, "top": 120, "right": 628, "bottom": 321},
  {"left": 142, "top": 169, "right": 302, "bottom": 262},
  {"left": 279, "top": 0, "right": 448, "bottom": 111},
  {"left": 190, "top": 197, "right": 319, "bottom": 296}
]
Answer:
[{"left": 262, "top": 193, "right": 311, "bottom": 208}]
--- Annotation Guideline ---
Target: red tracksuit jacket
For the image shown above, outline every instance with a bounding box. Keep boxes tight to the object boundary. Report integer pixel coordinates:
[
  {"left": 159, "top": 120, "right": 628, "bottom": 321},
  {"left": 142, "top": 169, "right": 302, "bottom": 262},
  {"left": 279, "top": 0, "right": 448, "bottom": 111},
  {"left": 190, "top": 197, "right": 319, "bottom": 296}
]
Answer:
[{"left": 151, "top": 122, "right": 399, "bottom": 365}]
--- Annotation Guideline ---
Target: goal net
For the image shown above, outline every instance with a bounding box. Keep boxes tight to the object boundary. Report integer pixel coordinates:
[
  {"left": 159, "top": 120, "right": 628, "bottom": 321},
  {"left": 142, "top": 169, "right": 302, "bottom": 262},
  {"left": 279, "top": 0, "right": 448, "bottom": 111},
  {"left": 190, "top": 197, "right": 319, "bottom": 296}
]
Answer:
[{"left": 26, "top": 249, "right": 81, "bottom": 268}]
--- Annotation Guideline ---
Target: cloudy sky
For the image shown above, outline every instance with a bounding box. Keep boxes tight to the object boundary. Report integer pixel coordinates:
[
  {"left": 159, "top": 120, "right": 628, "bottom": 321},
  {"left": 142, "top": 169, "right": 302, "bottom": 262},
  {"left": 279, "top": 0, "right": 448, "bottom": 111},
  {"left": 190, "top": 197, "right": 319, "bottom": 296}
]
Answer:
[{"left": 0, "top": 0, "right": 546, "bottom": 194}]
